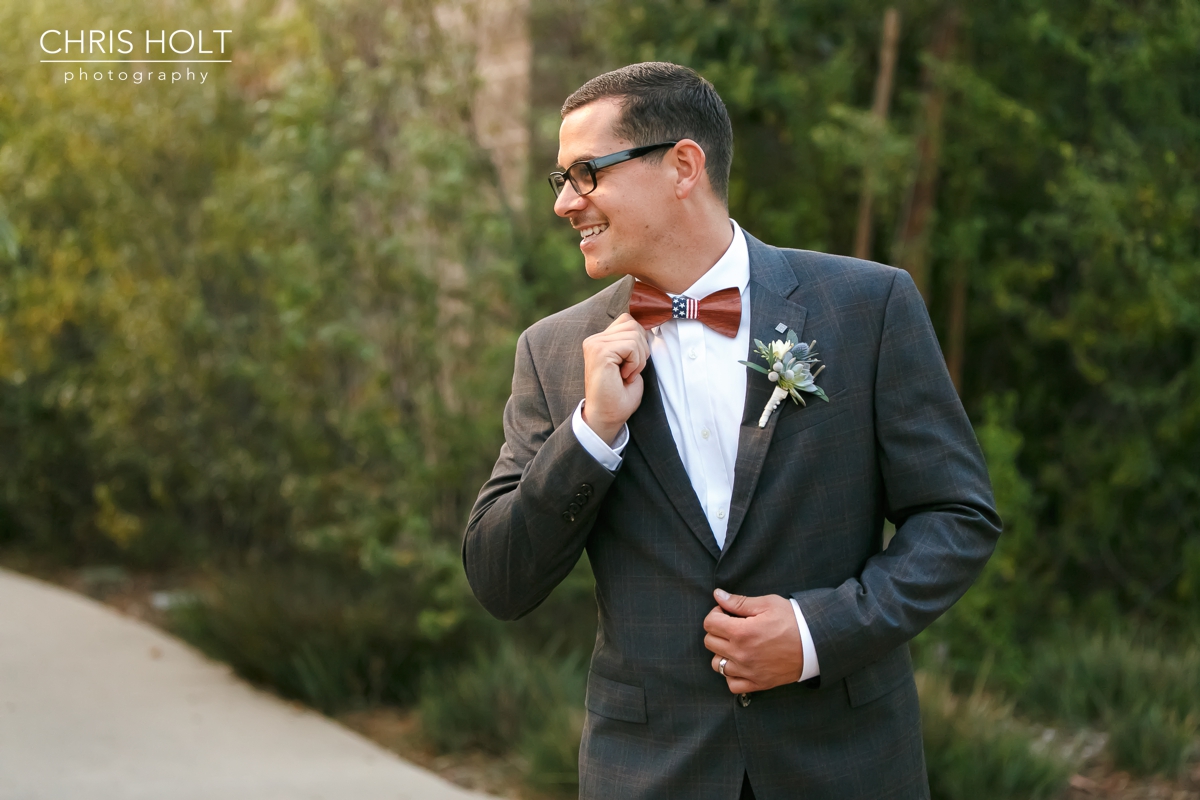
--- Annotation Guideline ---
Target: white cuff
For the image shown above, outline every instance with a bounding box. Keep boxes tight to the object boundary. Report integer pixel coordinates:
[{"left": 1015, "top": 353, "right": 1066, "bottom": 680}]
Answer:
[
  {"left": 571, "top": 399, "right": 628, "bottom": 472},
  {"left": 790, "top": 597, "right": 821, "bottom": 682}
]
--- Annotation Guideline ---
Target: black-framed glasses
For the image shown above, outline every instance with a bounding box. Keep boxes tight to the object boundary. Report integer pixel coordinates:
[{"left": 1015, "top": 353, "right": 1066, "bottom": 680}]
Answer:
[{"left": 548, "top": 141, "right": 678, "bottom": 198}]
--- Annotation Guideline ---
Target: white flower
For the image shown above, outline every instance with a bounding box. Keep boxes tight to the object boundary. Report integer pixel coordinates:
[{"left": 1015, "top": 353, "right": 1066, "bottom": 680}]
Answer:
[{"left": 739, "top": 335, "right": 830, "bottom": 427}]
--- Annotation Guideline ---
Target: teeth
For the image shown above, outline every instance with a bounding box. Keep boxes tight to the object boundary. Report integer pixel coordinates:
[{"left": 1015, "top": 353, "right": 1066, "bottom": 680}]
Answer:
[{"left": 580, "top": 223, "right": 609, "bottom": 239}]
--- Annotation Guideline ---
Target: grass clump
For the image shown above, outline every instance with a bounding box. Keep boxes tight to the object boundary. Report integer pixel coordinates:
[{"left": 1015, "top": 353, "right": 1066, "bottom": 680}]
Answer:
[
  {"left": 918, "top": 670, "right": 1072, "bottom": 800},
  {"left": 170, "top": 557, "right": 481, "bottom": 713},
  {"left": 418, "top": 639, "right": 586, "bottom": 791},
  {"left": 1018, "top": 632, "right": 1200, "bottom": 777},
  {"left": 1108, "top": 704, "right": 1198, "bottom": 778}
]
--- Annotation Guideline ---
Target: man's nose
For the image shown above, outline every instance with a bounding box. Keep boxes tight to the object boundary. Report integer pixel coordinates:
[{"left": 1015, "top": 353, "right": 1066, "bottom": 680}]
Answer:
[{"left": 553, "top": 181, "right": 586, "bottom": 217}]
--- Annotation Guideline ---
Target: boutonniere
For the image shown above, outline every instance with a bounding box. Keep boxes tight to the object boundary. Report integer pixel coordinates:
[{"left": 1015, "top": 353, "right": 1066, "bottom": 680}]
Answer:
[{"left": 739, "top": 330, "right": 829, "bottom": 427}]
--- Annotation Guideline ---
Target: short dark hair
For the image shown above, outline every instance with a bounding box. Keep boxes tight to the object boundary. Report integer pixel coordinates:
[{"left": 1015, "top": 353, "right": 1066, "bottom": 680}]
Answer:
[{"left": 562, "top": 62, "right": 734, "bottom": 204}]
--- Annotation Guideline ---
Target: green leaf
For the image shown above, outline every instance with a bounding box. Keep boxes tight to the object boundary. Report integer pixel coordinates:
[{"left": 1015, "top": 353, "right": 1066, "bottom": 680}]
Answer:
[{"left": 740, "top": 360, "right": 770, "bottom": 375}]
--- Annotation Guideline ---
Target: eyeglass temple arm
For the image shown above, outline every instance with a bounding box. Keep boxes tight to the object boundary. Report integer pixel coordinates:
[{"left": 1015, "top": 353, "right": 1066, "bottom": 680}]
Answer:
[{"left": 589, "top": 141, "right": 678, "bottom": 170}]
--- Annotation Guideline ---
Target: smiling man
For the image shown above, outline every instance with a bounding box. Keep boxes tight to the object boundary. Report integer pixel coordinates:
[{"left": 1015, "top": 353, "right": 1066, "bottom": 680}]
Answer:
[{"left": 463, "top": 62, "right": 1001, "bottom": 800}]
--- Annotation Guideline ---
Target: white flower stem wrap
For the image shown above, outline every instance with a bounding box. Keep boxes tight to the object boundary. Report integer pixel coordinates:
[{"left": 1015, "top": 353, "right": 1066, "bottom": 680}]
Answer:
[
  {"left": 759, "top": 385, "right": 789, "bottom": 427},
  {"left": 739, "top": 330, "right": 830, "bottom": 428}
]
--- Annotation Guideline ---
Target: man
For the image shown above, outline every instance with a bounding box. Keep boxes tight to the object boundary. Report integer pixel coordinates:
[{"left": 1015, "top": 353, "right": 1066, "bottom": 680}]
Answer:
[{"left": 463, "top": 62, "right": 1000, "bottom": 800}]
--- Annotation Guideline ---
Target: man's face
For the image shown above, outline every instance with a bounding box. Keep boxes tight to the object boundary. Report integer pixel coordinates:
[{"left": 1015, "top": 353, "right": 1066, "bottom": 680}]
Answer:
[{"left": 554, "top": 98, "right": 672, "bottom": 281}]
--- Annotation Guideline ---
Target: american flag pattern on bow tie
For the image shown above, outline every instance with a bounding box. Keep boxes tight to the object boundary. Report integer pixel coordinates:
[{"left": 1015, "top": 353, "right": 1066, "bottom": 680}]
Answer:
[{"left": 672, "top": 295, "right": 699, "bottom": 321}]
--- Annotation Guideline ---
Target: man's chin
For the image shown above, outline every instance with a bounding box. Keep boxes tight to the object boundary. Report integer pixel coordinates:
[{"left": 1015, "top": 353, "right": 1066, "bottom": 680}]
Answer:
[{"left": 583, "top": 257, "right": 613, "bottom": 281}]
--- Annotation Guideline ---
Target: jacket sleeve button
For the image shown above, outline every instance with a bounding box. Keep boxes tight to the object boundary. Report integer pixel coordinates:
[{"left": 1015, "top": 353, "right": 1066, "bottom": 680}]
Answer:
[
  {"left": 574, "top": 493, "right": 588, "bottom": 505},
  {"left": 579, "top": 483, "right": 593, "bottom": 497},
  {"left": 562, "top": 511, "right": 576, "bottom": 523},
  {"left": 568, "top": 502, "right": 581, "bottom": 515}
]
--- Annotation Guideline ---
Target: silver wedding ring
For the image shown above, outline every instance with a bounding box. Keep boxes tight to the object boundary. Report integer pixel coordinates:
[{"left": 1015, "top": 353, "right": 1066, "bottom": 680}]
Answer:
[{"left": 719, "top": 657, "right": 728, "bottom": 676}]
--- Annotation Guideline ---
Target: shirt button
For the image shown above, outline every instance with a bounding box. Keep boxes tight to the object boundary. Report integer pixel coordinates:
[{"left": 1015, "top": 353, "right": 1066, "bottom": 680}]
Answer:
[
  {"left": 688, "top": 348, "right": 698, "bottom": 360},
  {"left": 717, "top": 509, "right": 726, "bottom": 519},
  {"left": 701, "top": 428, "right": 710, "bottom": 439},
  {"left": 739, "top": 693, "right": 751, "bottom": 707}
]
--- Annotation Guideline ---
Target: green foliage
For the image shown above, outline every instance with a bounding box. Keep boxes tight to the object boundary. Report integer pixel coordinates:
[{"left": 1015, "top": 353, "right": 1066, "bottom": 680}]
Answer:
[
  {"left": 418, "top": 639, "right": 586, "bottom": 789},
  {"left": 1020, "top": 632, "right": 1200, "bottom": 726},
  {"left": 1108, "top": 704, "right": 1199, "bottom": 779},
  {"left": 171, "top": 554, "right": 487, "bottom": 713},
  {"left": 917, "top": 670, "right": 1072, "bottom": 800},
  {"left": 1017, "top": 631, "right": 1200, "bottom": 776},
  {"left": 0, "top": 0, "right": 517, "bottom": 567},
  {"left": 918, "top": 391, "right": 1045, "bottom": 682},
  {"left": 573, "top": 0, "right": 1200, "bottom": 630}
]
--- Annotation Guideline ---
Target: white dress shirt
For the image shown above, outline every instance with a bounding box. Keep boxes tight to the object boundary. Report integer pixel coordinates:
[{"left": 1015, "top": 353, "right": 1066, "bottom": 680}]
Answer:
[{"left": 571, "top": 220, "right": 819, "bottom": 682}]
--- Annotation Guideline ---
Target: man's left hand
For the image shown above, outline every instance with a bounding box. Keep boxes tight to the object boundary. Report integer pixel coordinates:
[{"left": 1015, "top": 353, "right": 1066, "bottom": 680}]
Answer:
[{"left": 703, "top": 588, "right": 803, "bottom": 694}]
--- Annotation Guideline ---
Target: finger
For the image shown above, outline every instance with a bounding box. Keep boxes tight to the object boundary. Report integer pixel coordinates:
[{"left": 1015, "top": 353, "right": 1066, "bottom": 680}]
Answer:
[
  {"left": 619, "top": 341, "right": 646, "bottom": 381},
  {"left": 605, "top": 314, "right": 652, "bottom": 360},
  {"left": 608, "top": 313, "right": 647, "bottom": 334},
  {"left": 714, "top": 588, "right": 767, "bottom": 617},
  {"left": 703, "top": 632, "right": 732, "bottom": 656},
  {"left": 589, "top": 328, "right": 647, "bottom": 357},
  {"left": 725, "top": 677, "right": 758, "bottom": 694},
  {"left": 587, "top": 335, "right": 645, "bottom": 381},
  {"left": 711, "top": 654, "right": 740, "bottom": 677},
  {"left": 702, "top": 606, "right": 734, "bottom": 636}
]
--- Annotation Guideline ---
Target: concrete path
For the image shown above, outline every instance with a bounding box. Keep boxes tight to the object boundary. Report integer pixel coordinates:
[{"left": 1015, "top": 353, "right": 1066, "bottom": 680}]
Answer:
[{"left": 0, "top": 568, "right": 496, "bottom": 800}]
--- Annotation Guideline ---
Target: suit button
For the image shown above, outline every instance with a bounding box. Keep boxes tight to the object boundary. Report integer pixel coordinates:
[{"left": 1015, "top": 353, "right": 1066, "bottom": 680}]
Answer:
[
  {"left": 568, "top": 502, "right": 581, "bottom": 514},
  {"left": 573, "top": 493, "right": 588, "bottom": 505},
  {"left": 562, "top": 511, "right": 575, "bottom": 523},
  {"left": 579, "top": 483, "right": 593, "bottom": 497},
  {"left": 738, "top": 693, "right": 751, "bottom": 707}
]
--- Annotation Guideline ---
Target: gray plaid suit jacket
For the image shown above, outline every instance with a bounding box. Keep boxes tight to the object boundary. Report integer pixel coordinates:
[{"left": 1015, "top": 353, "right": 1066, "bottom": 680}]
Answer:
[{"left": 463, "top": 232, "right": 1001, "bottom": 800}]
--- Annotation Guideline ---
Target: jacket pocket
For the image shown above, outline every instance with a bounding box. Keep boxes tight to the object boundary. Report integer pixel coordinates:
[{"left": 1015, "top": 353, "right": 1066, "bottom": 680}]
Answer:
[
  {"left": 773, "top": 386, "right": 850, "bottom": 442},
  {"left": 844, "top": 644, "right": 914, "bottom": 708},
  {"left": 585, "top": 671, "right": 647, "bottom": 724}
]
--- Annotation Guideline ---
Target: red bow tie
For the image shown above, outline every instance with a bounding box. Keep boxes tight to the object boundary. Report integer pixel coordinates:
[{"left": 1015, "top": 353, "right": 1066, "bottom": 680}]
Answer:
[{"left": 628, "top": 281, "right": 741, "bottom": 338}]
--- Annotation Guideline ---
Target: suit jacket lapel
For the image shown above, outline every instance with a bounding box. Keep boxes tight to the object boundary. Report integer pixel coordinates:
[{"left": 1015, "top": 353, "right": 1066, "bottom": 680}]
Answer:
[
  {"left": 720, "top": 235, "right": 805, "bottom": 559},
  {"left": 608, "top": 276, "right": 721, "bottom": 559},
  {"left": 626, "top": 361, "right": 722, "bottom": 560}
]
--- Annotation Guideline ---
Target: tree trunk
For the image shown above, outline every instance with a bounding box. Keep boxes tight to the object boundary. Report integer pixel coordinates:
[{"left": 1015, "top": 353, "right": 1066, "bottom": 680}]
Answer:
[
  {"left": 946, "top": 254, "right": 967, "bottom": 392},
  {"left": 853, "top": 7, "right": 901, "bottom": 261},
  {"left": 472, "top": 0, "right": 532, "bottom": 216},
  {"left": 893, "top": 5, "right": 960, "bottom": 304}
]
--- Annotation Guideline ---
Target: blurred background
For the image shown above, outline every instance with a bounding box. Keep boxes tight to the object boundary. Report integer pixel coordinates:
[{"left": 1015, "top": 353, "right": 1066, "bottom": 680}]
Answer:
[{"left": 0, "top": 0, "right": 1197, "bottom": 798}]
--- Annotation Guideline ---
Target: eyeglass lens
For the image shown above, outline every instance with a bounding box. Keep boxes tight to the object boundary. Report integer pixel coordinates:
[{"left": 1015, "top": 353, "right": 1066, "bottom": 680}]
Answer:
[{"left": 550, "top": 165, "right": 596, "bottom": 198}]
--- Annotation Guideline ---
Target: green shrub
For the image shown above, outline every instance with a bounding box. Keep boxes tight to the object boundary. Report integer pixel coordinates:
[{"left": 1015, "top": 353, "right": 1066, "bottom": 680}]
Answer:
[
  {"left": 1015, "top": 631, "right": 1200, "bottom": 775},
  {"left": 1108, "top": 703, "right": 1198, "bottom": 779},
  {"left": 918, "top": 671, "right": 1072, "bottom": 800},
  {"left": 170, "top": 556, "right": 486, "bottom": 713},
  {"left": 1019, "top": 632, "right": 1200, "bottom": 726},
  {"left": 418, "top": 639, "right": 586, "bottom": 790},
  {"left": 0, "top": 0, "right": 518, "bottom": 571}
]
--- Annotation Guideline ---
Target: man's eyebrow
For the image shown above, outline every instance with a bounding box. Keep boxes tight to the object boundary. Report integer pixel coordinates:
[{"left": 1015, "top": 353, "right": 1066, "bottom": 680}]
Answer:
[{"left": 555, "top": 153, "right": 597, "bottom": 171}]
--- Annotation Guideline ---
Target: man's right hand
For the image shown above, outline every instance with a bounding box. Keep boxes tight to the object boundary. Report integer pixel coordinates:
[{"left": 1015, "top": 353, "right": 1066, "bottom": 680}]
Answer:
[{"left": 581, "top": 313, "right": 650, "bottom": 445}]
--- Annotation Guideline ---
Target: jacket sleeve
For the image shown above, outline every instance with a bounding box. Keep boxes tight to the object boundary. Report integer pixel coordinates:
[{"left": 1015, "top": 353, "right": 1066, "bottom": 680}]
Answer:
[
  {"left": 791, "top": 269, "right": 1002, "bottom": 686},
  {"left": 462, "top": 330, "right": 618, "bottom": 621}
]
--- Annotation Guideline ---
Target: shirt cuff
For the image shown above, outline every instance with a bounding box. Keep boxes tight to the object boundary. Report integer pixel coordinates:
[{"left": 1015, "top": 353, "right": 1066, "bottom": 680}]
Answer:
[
  {"left": 571, "top": 399, "right": 628, "bottom": 472},
  {"left": 790, "top": 597, "right": 821, "bottom": 682}
]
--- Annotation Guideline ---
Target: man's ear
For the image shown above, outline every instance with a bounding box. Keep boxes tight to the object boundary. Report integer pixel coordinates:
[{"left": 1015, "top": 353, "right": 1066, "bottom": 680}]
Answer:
[{"left": 669, "top": 139, "right": 709, "bottom": 200}]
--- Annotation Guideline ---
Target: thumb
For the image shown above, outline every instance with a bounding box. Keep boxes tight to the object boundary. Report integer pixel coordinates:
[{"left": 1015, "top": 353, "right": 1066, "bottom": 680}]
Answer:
[{"left": 714, "top": 588, "right": 768, "bottom": 617}]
